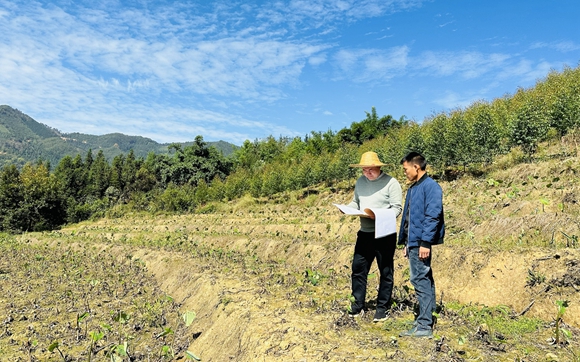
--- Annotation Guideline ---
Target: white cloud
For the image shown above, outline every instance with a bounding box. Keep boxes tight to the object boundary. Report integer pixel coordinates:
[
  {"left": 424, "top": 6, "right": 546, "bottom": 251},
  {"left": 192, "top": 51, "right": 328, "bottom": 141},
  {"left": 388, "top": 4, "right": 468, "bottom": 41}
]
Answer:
[
  {"left": 333, "top": 45, "right": 409, "bottom": 82},
  {"left": 494, "top": 59, "right": 564, "bottom": 84},
  {"left": 553, "top": 42, "right": 580, "bottom": 52},
  {"left": 531, "top": 41, "right": 580, "bottom": 53},
  {"left": 423, "top": 57, "right": 569, "bottom": 115},
  {"left": 258, "top": 0, "right": 428, "bottom": 26},
  {"left": 0, "top": 0, "right": 334, "bottom": 143},
  {"left": 308, "top": 54, "right": 327, "bottom": 66},
  {"left": 432, "top": 91, "right": 472, "bottom": 110},
  {"left": 414, "top": 51, "right": 511, "bottom": 79},
  {"left": 2, "top": 2, "right": 329, "bottom": 100},
  {"left": 38, "top": 104, "right": 300, "bottom": 144},
  {"left": 0, "top": 0, "right": 577, "bottom": 145}
]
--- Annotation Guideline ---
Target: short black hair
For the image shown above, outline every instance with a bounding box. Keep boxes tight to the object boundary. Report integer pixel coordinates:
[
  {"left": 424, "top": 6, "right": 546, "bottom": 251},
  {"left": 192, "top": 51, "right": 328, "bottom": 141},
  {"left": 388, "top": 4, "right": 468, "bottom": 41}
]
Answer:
[{"left": 400, "top": 151, "right": 427, "bottom": 170}]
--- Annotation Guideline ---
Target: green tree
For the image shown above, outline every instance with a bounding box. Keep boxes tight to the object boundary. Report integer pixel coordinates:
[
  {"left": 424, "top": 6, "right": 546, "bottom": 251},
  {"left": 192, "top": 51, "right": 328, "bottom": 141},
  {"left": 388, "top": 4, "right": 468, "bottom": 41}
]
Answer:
[
  {"left": 444, "top": 110, "right": 475, "bottom": 169},
  {"left": 336, "top": 107, "right": 400, "bottom": 145},
  {"left": 305, "top": 131, "right": 326, "bottom": 156},
  {"left": 88, "top": 150, "right": 112, "bottom": 198},
  {"left": 133, "top": 164, "right": 158, "bottom": 193},
  {"left": 234, "top": 140, "right": 261, "bottom": 170},
  {"left": 404, "top": 122, "right": 425, "bottom": 155},
  {"left": 110, "top": 154, "right": 125, "bottom": 190},
  {"left": 510, "top": 99, "right": 550, "bottom": 160},
  {"left": 54, "top": 155, "right": 76, "bottom": 198},
  {"left": 85, "top": 149, "right": 94, "bottom": 169},
  {"left": 0, "top": 165, "right": 24, "bottom": 232},
  {"left": 545, "top": 67, "right": 580, "bottom": 135},
  {"left": 258, "top": 135, "right": 285, "bottom": 163},
  {"left": 283, "top": 136, "right": 307, "bottom": 163},
  {"left": 19, "top": 163, "right": 66, "bottom": 231},
  {"left": 423, "top": 114, "right": 448, "bottom": 172},
  {"left": 122, "top": 149, "right": 138, "bottom": 193},
  {"left": 158, "top": 136, "right": 231, "bottom": 187},
  {"left": 467, "top": 102, "right": 503, "bottom": 165}
]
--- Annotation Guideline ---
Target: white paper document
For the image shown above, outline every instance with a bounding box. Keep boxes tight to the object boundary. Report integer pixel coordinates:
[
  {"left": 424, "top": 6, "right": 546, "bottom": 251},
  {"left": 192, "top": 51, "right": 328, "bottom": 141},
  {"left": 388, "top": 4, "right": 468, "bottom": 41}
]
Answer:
[
  {"left": 333, "top": 204, "right": 397, "bottom": 238},
  {"left": 333, "top": 203, "right": 370, "bottom": 217},
  {"left": 368, "top": 208, "right": 397, "bottom": 239}
]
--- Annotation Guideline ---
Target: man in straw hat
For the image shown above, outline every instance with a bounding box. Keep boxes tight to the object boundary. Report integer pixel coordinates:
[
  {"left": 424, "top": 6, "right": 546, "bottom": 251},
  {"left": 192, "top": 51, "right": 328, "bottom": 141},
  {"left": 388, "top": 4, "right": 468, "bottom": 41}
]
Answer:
[{"left": 345, "top": 151, "right": 402, "bottom": 322}]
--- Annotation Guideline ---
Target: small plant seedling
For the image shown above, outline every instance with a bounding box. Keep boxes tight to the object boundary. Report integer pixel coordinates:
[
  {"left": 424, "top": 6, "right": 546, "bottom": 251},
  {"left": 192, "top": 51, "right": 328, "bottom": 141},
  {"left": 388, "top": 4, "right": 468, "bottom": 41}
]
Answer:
[
  {"left": 539, "top": 197, "right": 549, "bottom": 212},
  {"left": 48, "top": 341, "right": 66, "bottom": 361},
  {"left": 105, "top": 342, "right": 128, "bottom": 362},
  {"left": 88, "top": 331, "right": 104, "bottom": 362},
  {"left": 305, "top": 269, "right": 322, "bottom": 285},
  {"left": 156, "top": 327, "right": 174, "bottom": 339},
  {"left": 347, "top": 295, "right": 356, "bottom": 312},
  {"left": 77, "top": 311, "right": 89, "bottom": 335},
  {"left": 89, "top": 330, "right": 104, "bottom": 341},
  {"left": 112, "top": 310, "right": 129, "bottom": 324},
  {"left": 554, "top": 300, "right": 572, "bottom": 345},
  {"left": 161, "top": 345, "right": 174, "bottom": 358},
  {"left": 526, "top": 269, "right": 546, "bottom": 287}
]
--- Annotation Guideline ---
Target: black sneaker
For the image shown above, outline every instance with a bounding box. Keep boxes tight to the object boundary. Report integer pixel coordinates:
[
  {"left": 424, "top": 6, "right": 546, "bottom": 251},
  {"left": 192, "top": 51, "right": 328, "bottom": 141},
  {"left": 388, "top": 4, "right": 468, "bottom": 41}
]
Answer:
[
  {"left": 348, "top": 309, "right": 364, "bottom": 318},
  {"left": 373, "top": 309, "right": 388, "bottom": 322}
]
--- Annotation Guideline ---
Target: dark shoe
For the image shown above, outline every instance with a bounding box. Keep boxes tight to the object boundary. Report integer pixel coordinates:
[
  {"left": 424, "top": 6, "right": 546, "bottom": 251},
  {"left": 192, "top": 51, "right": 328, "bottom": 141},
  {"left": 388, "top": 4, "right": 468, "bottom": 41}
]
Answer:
[
  {"left": 399, "top": 326, "right": 433, "bottom": 338},
  {"left": 373, "top": 309, "right": 388, "bottom": 323},
  {"left": 348, "top": 309, "right": 364, "bottom": 318},
  {"left": 412, "top": 328, "right": 433, "bottom": 338},
  {"left": 399, "top": 327, "right": 417, "bottom": 337}
]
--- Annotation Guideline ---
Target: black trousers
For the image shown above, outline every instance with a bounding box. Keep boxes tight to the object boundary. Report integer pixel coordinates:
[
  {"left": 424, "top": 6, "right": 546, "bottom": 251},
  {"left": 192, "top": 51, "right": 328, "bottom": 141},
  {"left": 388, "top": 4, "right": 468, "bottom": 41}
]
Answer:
[{"left": 351, "top": 231, "right": 397, "bottom": 313}]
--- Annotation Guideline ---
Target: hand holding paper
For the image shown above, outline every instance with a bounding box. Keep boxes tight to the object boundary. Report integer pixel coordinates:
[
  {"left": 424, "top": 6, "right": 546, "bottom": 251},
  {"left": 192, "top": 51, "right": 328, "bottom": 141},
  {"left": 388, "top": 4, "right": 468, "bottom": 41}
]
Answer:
[
  {"left": 333, "top": 204, "right": 371, "bottom": 218},
  {"left": 333, "top": 204, "right": 396, "bottom": 238}
]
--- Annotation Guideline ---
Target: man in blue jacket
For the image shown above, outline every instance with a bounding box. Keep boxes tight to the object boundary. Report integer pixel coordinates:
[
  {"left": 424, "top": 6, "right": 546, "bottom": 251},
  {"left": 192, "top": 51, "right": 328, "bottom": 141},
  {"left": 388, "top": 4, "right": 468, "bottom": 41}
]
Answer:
[{"left": 398, "top": 152, "right": 445, "bottom": 338}]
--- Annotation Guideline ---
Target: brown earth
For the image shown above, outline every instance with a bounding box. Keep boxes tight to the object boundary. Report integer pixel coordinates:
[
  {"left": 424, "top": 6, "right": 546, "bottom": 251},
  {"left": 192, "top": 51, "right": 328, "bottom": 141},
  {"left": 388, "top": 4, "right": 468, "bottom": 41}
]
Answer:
[
  {"left": 3, "top": 142, "right": 580, "bottom": 361},
  {"left": 33, "top": 192, "right": 577, "bottom": 361}
]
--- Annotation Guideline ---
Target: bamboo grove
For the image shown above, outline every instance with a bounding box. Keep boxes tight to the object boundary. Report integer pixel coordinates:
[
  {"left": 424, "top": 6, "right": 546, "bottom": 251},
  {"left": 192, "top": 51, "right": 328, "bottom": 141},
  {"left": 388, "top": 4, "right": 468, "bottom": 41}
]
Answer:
[{"left": 1, "top": 65, "right": 579, "bottom": 233}]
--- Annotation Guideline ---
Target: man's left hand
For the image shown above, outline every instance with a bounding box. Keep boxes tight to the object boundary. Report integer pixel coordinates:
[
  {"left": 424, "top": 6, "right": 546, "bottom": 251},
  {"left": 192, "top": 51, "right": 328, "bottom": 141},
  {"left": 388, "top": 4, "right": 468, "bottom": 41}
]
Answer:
[{"left": 419, "top": 246, "right": 431, "bottom": 260}]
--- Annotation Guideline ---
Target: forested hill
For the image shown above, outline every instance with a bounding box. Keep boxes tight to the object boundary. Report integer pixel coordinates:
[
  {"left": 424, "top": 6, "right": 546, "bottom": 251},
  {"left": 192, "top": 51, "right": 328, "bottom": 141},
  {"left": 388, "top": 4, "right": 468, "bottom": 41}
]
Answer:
[{"left": 0, "top": 105, "right": 238, "bottom": 168}]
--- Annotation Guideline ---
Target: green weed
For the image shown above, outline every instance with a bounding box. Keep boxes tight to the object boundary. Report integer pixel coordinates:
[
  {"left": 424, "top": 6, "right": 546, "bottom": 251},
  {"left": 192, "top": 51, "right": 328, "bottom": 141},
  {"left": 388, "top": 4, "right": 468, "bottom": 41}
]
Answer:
[{"left": 555, "top": 300, "right": 572, "bottom": 345}]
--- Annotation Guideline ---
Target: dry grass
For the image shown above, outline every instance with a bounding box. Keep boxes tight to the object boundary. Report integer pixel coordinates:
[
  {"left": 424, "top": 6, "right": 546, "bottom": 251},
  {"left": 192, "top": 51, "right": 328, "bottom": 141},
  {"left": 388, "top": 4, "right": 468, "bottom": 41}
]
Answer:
[
  {"left": 2, "top": 139, "right": 580, "bottom": 361},
  {"left": 443, "top": 143, "right": 580, "bottom": 249}
]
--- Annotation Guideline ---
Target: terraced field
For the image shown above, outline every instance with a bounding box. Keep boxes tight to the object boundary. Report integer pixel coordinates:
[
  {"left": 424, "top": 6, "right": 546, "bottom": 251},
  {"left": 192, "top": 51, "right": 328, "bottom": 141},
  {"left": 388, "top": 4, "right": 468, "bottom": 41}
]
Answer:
[{"left": 2, "top": 142, "right": 580, "bottom": 361}]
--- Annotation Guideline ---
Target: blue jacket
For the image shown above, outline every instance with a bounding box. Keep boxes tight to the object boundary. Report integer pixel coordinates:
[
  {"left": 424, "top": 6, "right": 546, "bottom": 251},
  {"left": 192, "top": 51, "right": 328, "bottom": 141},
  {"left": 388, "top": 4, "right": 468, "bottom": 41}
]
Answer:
[{"left": 398, "top": 174, "right": 445, "bottom": 248}]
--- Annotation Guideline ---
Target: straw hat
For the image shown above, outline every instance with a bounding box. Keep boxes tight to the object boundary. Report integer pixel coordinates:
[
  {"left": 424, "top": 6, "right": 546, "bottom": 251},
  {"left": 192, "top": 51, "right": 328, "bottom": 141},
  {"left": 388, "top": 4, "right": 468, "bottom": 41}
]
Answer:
[{"left": 349, "top": 151, "right": 387, "bottom": 167}]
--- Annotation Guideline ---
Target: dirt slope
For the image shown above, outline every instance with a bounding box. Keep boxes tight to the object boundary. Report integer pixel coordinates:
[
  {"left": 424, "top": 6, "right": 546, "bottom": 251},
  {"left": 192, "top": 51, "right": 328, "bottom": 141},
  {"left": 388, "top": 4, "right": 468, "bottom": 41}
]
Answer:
[
  {"left": 48, "top": 189, "right": 579, "bottom": 361},
  {"left": 6, "top": 141, "right": 580, "bottom": 361}
]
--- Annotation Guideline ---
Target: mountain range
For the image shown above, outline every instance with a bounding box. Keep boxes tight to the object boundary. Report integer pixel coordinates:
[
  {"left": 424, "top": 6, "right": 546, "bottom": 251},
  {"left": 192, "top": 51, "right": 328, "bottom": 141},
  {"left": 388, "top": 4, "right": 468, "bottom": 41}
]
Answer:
[{"left": 0, "top": 105, "right": 238, "bottom": 168}]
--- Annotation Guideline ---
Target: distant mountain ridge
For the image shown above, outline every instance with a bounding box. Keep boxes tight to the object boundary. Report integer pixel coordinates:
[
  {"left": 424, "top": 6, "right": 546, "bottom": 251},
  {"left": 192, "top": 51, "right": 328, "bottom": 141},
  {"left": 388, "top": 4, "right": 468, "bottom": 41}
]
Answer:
[{"left": 0, "top": 105, "right": 238, "bottom": 168}]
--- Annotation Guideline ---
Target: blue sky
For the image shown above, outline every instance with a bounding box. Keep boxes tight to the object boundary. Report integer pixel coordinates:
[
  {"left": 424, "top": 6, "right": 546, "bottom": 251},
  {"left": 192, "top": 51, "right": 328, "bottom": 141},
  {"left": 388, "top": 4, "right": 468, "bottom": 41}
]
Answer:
[{"left": 1, "top": 0, "right": 579, "bottom": 145}]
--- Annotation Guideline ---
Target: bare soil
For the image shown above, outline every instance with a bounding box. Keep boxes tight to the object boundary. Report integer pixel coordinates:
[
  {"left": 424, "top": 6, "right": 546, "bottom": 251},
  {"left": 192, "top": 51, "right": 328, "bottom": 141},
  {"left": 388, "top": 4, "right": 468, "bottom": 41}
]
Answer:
[{"left": 2, "top": 143, "right": 580, "bottom": 361}]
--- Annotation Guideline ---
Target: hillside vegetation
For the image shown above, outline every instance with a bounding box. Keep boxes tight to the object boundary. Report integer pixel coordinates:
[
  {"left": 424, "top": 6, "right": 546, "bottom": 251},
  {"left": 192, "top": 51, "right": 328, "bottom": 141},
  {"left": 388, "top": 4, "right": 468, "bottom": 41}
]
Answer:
[
  {"left": 1, "top": 65, "right": 580, "bottom": 235},
  {"left": 2, "top": 138, "right": 579, "bottom": 361},
  {"left": 0, "top": 105, "right": 237, "bottom": 168}
]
